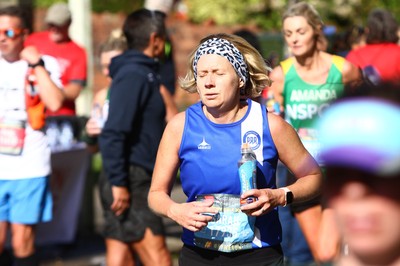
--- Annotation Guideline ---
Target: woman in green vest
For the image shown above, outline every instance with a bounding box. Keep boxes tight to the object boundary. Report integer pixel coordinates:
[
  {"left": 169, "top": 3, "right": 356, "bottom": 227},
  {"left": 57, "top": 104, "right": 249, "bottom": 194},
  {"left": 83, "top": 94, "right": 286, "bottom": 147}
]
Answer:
[{"left": 268, "top": 2, "right": 361, "bottom": 265}]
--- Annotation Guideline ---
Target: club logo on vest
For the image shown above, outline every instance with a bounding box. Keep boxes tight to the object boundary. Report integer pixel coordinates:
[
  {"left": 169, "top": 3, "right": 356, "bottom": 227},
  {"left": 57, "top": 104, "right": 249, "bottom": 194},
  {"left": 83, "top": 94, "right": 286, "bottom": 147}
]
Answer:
[
  {"left": 198, "top": 137, "right": 211, "bottom": 150},
  {"left": 243, "top": 131, "right": 260, "bottom": 150}
]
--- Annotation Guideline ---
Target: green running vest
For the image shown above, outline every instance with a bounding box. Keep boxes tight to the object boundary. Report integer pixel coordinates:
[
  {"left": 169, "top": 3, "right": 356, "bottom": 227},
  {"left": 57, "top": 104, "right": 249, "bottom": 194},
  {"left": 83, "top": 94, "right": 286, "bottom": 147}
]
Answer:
[{"left": 281, "top": 55, "right": 345, "bottom": 161}]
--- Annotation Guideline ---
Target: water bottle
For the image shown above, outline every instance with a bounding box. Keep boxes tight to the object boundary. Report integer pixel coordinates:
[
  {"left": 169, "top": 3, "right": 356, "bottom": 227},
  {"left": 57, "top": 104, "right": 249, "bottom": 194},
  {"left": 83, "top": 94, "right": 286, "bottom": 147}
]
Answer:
[
  {"left": 46, "top": 121, "right": 59, "bottom": 150},
  {"left": 102, "top": 99, "right": 109, "bottom": 123},
  {"left": 238, "top": 143, "right": 257, "bottom": 205},
  {"left": 91, "top": 103, "right": 105, "bottom": 129},
  {"left": 59, "top": 121, "right": 74, "bottom": 150},
  {"left": 26, "top": 67, "right": 38, "bottom": 97}
]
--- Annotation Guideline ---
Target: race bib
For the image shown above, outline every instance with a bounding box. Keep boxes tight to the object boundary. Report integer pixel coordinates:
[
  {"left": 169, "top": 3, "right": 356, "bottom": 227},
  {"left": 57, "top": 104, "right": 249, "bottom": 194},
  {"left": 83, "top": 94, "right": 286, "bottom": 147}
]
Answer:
[
  {"left": 0, "top": 119, "right": 26, "bottom": 155},
  {"left": 194, "top": 194, "right": 256, "bottom": 253}
]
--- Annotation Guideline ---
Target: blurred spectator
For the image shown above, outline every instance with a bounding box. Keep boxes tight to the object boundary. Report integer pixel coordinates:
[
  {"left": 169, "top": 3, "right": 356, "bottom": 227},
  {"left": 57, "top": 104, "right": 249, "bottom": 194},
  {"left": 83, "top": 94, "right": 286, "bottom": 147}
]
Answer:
[
  {"left": 346, "top": 8, "right": 400, "bottom": 84},
  {"left": 85, "top": 26, "right": 177, "bottom": 265},
  {"left": 144, "top": 0, "right": 174, "bottom": 15},
  {"left": 145, "top": 0, "right": 178, "bottom": 96},
  {"left": 318, "top": 82, "right": 400, "bottom": 266},
  {"left": 84, "top": 26, "right": 177, "bottom": 148},
  {"left": 85, "top": 29, "right": 176, "bottom": 149},
  {"left": 268, "top": 2, "right": 360, "bottom": 264},
  {"left": 143, "top": 1, "right": 179, "bottom": 119},
  {"left": 233, "top": 28, "right": 262, "bottom": 53},
  {"left": 84, "top": 29, "right": 127, "bottom": 153},
  {"left": 398, "top": 27, "right": 400, "bottom": 45},
  {"left": 26, "top": 2, "right": 87, "bottom": 145},
  {"left": 0, "top": 6, "right": 63, "bottom": 266},
  {"left": 266, "top": 51, "right": 280, "bottom": 68},
  {"left": 98, "top": 9, "right": 172, "bottom": 266},
  {"left": 160, "top": 36, "right": 177, "bottom": 95},
  {"left": 346, "top": 25, "right": 366, "bottom": 51},
  {"left": 25, "top": 2, "right": 87, "bottom": 117}
]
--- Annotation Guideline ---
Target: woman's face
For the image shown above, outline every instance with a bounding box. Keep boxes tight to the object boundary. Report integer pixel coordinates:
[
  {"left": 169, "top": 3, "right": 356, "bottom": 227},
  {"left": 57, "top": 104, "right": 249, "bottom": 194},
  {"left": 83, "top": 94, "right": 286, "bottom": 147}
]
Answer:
[
  {"left": 196, "top": 53, "right": 242, "bottom": 110},
  {"left": 100, "top": 49, "right": 123, "bottom": 77},
  {"left": 283, "top": 16, "right": 317, "bottom": 57},
  {"left": 327, "top": 168, "right": 400, "bottom": 262}
]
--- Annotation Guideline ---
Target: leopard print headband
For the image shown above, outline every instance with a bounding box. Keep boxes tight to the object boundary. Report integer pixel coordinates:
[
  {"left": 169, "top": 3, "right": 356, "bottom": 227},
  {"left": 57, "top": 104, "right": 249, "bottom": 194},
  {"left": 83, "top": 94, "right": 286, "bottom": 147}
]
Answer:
[{"left": 193, "top": 38, "right": 248, "bottom": 85}]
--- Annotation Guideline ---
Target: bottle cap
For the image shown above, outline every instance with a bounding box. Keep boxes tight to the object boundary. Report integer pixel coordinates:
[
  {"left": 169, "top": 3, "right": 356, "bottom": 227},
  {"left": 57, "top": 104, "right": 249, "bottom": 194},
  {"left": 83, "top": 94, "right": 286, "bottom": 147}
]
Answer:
[{"left": 241, "top": 142, "right": 254, "bottom": 155}]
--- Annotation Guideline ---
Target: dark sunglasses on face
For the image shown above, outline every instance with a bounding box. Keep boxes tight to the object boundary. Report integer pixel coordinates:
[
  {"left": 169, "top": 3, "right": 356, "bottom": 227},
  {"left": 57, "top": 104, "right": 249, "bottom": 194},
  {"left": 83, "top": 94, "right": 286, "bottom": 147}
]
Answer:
[{"left": 0, "top": 28, "right": 22, "bottom": 39}]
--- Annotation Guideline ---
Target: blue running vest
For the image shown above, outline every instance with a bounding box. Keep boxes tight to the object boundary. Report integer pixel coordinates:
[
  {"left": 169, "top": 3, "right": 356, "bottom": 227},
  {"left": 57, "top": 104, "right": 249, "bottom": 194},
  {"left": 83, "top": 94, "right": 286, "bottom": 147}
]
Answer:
[{"left": 179, "top": 99, "right": 282, "bottom": 249}]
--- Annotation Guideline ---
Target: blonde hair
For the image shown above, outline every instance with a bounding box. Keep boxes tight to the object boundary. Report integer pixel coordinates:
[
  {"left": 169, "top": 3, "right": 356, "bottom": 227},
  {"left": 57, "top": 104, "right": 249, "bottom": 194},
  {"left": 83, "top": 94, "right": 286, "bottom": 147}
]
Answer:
[
  {"left": 180, "top": 33, "right": 271, "bottom": 98},
  {"left": 282, "top": 2, "right": 324, "bottom": 42},
  {"left": 99, "top": 29, "right": 127, "bottom": 55}
]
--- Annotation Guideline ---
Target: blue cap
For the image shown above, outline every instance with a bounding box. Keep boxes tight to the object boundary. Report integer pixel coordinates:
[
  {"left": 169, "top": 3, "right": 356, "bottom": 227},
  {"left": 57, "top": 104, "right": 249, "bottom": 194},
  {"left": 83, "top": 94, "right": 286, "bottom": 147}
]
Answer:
[{"left": 318, "top": 98, "right": 400, "bottom": 176}]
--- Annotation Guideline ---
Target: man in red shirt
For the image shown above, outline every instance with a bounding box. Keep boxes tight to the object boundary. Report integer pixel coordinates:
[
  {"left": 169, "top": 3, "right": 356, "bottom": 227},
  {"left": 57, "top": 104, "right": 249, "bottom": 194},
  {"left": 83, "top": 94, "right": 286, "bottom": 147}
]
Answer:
[
  {"left": 346, "top": 8, "right": 400, "bottom": 84},
  {"left": 26, "top": 2, "right": 87, "bottom": 116}
]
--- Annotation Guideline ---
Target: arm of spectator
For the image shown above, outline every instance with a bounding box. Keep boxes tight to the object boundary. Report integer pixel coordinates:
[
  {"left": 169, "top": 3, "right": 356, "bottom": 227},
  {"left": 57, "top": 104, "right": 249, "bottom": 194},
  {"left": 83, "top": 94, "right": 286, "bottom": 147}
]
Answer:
[
  {"left": 99, "top": 72, "right": 148, "bottom": 187},
  {"left": 64, "top": 47, "right": 87, "bottom": 101},
  {"left": 86, "top": 88, "right": 108, "bottom": 137},
  {"left": 110, "top": 186, "right": 130, "bottom": 216},
  {"left": 62, "top": 82, "right": 84, "bottom": 100},
  {"left": 84, "top": 88, "right": 109, "bottom": 153},
  {"left": 20, "top": 46, "right": 64, "bottom": 111},
  {"left": 160, "top": 84, "right": 178, "bottom": 122},
  {"left": 99, "top": 73, "right": 146, "bottom": 216},
  {"left": 342, "top": 59, "right": 362, "bottom": 85}
]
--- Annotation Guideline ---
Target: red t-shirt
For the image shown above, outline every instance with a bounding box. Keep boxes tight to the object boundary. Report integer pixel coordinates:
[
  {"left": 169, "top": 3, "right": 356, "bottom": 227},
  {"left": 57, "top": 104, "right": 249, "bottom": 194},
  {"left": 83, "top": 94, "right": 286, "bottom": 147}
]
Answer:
[
  {"left": 26, "top": 31, "right": 87, "bottom": 116},
  {"left": 346, "top": 43, "right": 400, "bottom": 83}
]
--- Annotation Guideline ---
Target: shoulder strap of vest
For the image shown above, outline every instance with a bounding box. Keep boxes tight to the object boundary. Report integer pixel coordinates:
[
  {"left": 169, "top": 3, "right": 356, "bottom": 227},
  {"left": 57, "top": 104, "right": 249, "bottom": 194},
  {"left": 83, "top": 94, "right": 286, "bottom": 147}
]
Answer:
[
  {"left": 280, "top": 57, "right": 293, "bottom": 75},
  {"left": 331, "top": 55, "right": 345, "bottom": 72}
]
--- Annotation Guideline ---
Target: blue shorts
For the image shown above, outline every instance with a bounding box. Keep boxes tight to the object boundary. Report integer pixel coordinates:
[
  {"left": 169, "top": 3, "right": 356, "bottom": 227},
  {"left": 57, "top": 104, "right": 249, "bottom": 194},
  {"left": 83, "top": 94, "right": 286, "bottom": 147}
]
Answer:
[{"left": 0, "top": 176, "right": 52, "bottom": 224}]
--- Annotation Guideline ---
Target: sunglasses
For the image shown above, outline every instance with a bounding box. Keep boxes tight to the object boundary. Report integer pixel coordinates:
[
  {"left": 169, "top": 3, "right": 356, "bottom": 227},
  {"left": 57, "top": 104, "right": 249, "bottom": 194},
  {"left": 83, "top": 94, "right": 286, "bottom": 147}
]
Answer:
[{"left": 0, "top": 28, "right": 22, "bottom": 39}]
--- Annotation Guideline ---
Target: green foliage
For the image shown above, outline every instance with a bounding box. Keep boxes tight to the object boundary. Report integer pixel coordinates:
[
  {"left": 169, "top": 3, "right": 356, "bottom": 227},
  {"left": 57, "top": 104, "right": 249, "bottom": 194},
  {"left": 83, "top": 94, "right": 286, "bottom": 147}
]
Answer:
[
  {"left": 34, "top": 0, "right": 67, "bottom": 8},
  {"left": 34, "top": 0, "right": 400, "bottom": 29},
  {"left": 186, "top": 0, "right": 251, "bottom": 25},
  {"left": 185, "top": 0, "right": 400, "bottom": 31},
  {"left": 250, "top": 6, "right": 283, "bottom": 31},
  {"left": 91, "top": 0, "right": 144, "bottom": 13},
  {"left": 34, "top": 0, "right": 144, "bottom": 13}
]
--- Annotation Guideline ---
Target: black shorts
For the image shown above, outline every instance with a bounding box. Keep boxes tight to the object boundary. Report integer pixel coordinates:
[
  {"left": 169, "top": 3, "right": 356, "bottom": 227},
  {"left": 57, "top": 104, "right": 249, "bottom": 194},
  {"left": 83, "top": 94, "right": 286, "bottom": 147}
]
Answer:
[
  {"left": 179, "top": 245, "right": 283, "bottom": 266},
  {"left": 99, "top": 165, "right": 165, "bottom": 243}
]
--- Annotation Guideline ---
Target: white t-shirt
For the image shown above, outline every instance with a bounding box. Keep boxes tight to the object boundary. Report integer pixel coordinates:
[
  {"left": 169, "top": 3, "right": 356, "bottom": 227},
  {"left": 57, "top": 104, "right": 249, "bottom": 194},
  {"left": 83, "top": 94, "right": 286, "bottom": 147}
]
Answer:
[{"left": 0, "top": 55, "right": 62, "bottom": 179}]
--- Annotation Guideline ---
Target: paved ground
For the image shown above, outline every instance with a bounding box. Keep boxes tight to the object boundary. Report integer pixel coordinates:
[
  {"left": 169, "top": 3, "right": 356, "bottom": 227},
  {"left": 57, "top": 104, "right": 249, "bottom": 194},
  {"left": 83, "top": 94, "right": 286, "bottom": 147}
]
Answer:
[
  {"left": 34, "top": 182, "right": 187, "bottom": 266},
  {"left": 36, "top": 218, "right": 182, "bottom": 266}
]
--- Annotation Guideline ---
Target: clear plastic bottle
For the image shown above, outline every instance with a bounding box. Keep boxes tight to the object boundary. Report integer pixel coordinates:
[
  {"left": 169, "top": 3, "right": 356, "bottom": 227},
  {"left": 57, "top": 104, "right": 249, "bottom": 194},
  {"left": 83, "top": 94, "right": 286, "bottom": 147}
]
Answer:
[
  {"left": 91, "top": 103, "right": 105, "bottom": 129},
  {"left": 46, "top": 121, "right": 60, "bottom": 151},
  {"left": 59, "top": 121, "right": 74, "bottom": 150},
  {"left": 238, "top": 143, "right": 257, "bottom": 205}
]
